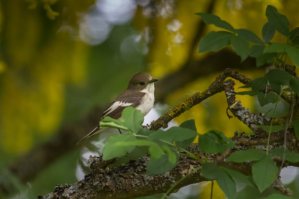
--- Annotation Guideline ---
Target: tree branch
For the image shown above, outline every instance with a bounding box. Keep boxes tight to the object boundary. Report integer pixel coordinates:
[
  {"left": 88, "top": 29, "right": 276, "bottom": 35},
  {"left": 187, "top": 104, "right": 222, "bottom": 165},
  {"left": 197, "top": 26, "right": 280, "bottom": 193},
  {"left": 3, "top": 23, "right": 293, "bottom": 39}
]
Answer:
[
  {"left": 41, "top": 131, "right": 299, "bottom": 199},
  {"left": 2, "top": 0, "right": 256, "bottom": 186},
  {"left": 2, "top": 0, "right": 257, "bottom": 191},
  {"left": 4, "top": 50, "right": 257, "bottom": 190},
  {"left": 150, "top": 68, "right": 256, "bottom": 130},
  {"left": 41, "top": 69, "right": 299, "bottom": 199}
]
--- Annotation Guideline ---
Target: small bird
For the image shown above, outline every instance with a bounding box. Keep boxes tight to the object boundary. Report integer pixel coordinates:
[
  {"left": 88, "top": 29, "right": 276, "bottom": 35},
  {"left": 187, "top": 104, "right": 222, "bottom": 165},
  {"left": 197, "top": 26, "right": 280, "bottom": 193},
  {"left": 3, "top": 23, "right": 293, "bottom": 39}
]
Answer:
[{"left": 79, "top": 72, "right": 158, "bottom": 143}]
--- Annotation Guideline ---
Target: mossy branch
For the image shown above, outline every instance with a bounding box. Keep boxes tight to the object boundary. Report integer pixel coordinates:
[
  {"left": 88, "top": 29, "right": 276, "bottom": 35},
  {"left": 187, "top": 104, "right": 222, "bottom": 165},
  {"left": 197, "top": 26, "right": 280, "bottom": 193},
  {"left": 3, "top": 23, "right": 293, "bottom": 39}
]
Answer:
[
  {"left": 41, "top": 68, "right": 299, "bottom": 199},
  {"left": 150, "top": 68, "right": 255, "bottom": 131}
]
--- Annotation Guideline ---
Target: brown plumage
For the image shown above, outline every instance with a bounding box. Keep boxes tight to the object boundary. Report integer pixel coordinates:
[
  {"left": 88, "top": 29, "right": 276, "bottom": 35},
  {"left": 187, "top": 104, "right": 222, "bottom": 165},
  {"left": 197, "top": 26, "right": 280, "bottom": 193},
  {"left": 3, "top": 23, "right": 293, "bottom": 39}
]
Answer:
[{"left": 77, "top": 72, "right": 157, "bottom": 144}]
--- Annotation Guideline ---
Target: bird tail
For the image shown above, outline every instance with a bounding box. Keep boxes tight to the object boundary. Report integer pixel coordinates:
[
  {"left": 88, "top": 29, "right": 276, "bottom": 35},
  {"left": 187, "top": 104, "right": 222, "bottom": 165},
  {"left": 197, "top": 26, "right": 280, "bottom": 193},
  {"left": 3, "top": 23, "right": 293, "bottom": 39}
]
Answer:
[{"left": 77, "top": 126, "right": 100, "bottom": 145}]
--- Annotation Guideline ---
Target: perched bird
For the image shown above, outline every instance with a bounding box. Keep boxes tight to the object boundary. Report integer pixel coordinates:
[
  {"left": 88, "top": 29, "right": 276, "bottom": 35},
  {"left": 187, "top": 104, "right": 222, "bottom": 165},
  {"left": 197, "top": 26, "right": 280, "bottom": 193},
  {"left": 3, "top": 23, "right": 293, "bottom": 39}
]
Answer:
[{"left": 79, "top": 72, "right": 158, "bottom": 143}]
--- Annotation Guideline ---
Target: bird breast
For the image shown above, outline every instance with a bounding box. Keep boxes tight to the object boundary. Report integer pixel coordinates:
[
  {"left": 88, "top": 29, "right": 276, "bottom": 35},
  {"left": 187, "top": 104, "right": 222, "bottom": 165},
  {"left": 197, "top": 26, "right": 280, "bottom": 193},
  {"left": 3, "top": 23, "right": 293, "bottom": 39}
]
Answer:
[{"left": 137, "top": 84, "right": 155, "bottom": 115}]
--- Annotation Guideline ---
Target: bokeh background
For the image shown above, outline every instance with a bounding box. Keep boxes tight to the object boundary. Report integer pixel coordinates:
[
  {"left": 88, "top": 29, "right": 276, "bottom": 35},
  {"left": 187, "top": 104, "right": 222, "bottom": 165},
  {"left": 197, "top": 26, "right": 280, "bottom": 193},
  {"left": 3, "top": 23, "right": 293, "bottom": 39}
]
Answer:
[{"left": 0, "top": 0, "right": 299, "bottom": 198}]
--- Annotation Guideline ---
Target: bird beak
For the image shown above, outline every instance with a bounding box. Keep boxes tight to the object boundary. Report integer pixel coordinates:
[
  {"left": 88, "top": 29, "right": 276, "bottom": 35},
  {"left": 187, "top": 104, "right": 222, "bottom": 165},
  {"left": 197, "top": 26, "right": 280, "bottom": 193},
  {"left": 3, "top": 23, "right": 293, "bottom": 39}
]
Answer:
[{"left": 149, "top": 78, "right": 158, "bottom": 83}]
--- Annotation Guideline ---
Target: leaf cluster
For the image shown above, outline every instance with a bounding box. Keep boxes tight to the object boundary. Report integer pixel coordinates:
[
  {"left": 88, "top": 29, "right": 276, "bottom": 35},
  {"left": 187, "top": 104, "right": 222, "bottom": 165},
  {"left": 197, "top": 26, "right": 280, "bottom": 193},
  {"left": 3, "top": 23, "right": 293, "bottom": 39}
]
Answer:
[
  {"left": 93, "top": 5, "right": 299, "bottom": 199},
  {"left": 239, "top": 69, "right": 299, "bottom": 106},
  {"left": 198, "top": 5, "right": 299, "bottom": 137},
  {"left": 101, "top": 107, "right": 198, "bottom": 175},
  {"left": 196, "top": 5, "right": 299, "bottom": 199},
  {"left": 101, "top": 107, "right": 236, "bottom": 177},
  {"left": 197, "top": 5, "right": 299, "bottom": 67}
]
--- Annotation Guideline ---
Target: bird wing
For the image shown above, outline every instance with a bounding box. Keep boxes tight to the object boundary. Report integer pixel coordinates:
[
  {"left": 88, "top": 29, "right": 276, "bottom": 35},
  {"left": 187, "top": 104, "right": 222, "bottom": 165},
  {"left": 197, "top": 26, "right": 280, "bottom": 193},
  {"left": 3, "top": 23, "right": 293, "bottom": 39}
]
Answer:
[
  {"left": 101, "top": 90, "right": 145, "bottom": 119},
  {"left": 77, "top": 90, "right": 145, "bottom": 144}
]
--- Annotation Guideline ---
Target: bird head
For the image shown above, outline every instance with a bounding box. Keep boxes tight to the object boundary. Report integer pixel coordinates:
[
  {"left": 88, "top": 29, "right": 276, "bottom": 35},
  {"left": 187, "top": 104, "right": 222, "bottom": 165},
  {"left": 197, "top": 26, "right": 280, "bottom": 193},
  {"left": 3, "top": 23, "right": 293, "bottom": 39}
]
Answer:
[{"left": 127, "top": 72, "right": 158, "bottom": 91}]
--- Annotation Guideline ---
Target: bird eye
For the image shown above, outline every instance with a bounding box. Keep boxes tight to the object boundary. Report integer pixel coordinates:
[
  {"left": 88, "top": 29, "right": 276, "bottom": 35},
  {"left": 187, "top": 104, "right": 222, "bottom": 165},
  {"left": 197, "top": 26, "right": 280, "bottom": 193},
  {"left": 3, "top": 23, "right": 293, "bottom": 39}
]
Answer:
[{"left": 139, "top": 82, "right": 145, "bottom": 86}]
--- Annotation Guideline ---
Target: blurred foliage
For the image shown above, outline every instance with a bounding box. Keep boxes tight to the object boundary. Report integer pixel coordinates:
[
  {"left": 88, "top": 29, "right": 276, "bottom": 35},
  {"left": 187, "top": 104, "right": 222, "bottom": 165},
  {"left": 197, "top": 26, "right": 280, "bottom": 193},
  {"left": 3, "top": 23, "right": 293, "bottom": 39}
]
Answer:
[
  {"left": 0, "top": 0, "right": 94, "bottom": 154},
  {"left": 0, "top": 0, "right": 299, "bottom": 198},
  {"left": 144, "top": 0, "right": 299, "bottom": 78}
]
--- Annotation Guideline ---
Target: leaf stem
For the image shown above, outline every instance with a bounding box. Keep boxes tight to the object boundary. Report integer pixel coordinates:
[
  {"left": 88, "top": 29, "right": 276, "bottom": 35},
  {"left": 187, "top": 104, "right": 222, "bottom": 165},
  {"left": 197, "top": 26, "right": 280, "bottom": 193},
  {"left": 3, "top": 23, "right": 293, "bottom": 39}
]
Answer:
[
  {"left": 280, "top": 95, "right": 295, "bottom": 170},
  {"left": 266, "top": 120, "right": 273, "bottom": 155},
  {"left": 210, "top": 180, "right": 214, "bottom": 199},
  {"left": 266, "top": 101, "right": 278, "bottom": 155}
]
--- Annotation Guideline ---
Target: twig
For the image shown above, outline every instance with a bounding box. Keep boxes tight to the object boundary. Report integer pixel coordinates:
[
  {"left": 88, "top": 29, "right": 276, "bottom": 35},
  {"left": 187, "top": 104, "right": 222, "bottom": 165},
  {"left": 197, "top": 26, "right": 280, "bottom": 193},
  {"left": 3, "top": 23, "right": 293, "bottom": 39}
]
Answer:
[
  {"left": 41, "top": 130, "right": 299, "bottom": 199},
  {"left": 150, "top": 68, "right": 267, "bottom": 132},
  {"left": 210, "top": 181, "right": 214, "bottom": 199},
  {"left": 280, "top": 95, "right": 296, "bottom": 170},
  {"left": 223, "top": 79, "right": 270, "bottom": 132},
  {"left": 38, "top": 68, "right": 299, "bottom": 198}
]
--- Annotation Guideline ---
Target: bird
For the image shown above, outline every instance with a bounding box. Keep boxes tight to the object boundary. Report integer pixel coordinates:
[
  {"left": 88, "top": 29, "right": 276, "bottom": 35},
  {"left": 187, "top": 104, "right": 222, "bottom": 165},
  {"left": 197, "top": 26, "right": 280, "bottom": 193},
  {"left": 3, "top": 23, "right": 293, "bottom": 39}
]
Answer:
[{"left": 78, "top": 72, "right": 158, "bottom": 143}]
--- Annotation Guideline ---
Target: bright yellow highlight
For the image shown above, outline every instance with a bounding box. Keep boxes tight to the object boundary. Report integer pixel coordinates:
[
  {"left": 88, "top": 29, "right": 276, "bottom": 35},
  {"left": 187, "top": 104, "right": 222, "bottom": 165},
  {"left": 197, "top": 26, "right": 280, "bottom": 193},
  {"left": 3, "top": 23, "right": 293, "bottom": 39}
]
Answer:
[
  {"left": 167, "top": 72, "right": 257, "bottom": 137},
  {"left": 147, "top": 0, "right": 295, "bottom": 137},
  {"left": 0, "top": 61, "right": 6, "bottom": 73},
  {"left": 0, "top": 1, "right": 90, "bottom": 154},
  {"left": 149, "top": 0, "right": 210, "bottom": 78},
  {"left": 200, "top": 181, "right": 226, "bottom": 199}
]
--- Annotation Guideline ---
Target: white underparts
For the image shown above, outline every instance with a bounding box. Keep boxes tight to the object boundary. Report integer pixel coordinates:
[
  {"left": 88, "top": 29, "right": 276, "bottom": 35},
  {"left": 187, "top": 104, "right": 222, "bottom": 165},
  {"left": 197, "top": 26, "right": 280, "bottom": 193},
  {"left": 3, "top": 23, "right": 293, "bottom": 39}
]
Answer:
[{"left": 137, "top": 83, "right": 155, "bottom": 115}]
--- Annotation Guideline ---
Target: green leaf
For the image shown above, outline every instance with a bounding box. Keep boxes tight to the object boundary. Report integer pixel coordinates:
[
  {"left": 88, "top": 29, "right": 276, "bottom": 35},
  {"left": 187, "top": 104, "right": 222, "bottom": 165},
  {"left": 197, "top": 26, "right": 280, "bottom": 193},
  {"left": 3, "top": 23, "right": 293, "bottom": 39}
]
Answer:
[
  {"left": 293, "top": 120, "right": 299, "bottom": 140},
  {"left": 271, "top": 82, "right": 282, "bottom": 93},
  {"left": 265, "top": 69, "right": 292, "bottom": 86},
  {"left": 235, "top": 186, "right": 262, "bottom": 199},
  {"left": 112, "top": 138, "right": 166, "bottom": 160},
  {"left": 100, "top": 116, "right": 130, "bottom": 131},
  {"left": 119, "top": 139, "right": 165, "bottom": 159},
  {"left": 235, "top": 29, "right": 263, "bottom": 43},
  {"left": 100, "top": 107, "right": 144, "bottom": 133},
  {"left": 177, "top": 120, "right": 198, "bottom": 148},
  {"left": 290, "top": 78, "right": 299, "bottom": 96},
  {"left": 247, "top": 77, "right": 267, "bottom": 91},
  {"left": 201, "top": 163, "right": 236, "bottom": 199},
  {"left": 147, "top": 155, "right": 176, "bottom": 175},
  {"left": 161, "top": 145, "right": 177, "bottom": 164},
  {"left": 256, "top": 53, "right": 276, "bottom": 67},
  {"left": 103, "top": 134, "right": 136, "bottom": 160},
  {"left": 262, "top": 22, "right": 276, "bottom": 43},
  {"left": 227, "top": 149, "right": 266, "bottom": 163},
  {"left": 217, "top": 171, "right": 236, "bottom": 199},
  {"left": 201, "top": 163, "right": 219, "bottom": 179},
  {"left": 198, "top": 130, "right": 234, "bottom": 154},
  {"left": 266, "top": 5, "right": 289, "bottom": 36},
  {"left": 252, "top": 155, "right": 278, "bottom": 192},
  {"left": 259, "top": 124, "right": 285, "bottom": 133},
  {"left": 264, "top": 43, "right": 289, "bottom": 54},
  {"left": 198, "top": 31, "right": 233, "bottom": 53},
  {"left": 256, "top": 98, "right": 290, "bottom": 118},
  {"left": 148, "top": 143, "right": 165, "bottom": 159},
  {"left": 257, "top": 91, "right": 279, "bottom": 106},
  {"left": 166, "top": 127, "right": 197, "bottom": 142},
  {"left": 289, "top": 27, "right": 299, "bottom": 46},
  {"left": 111, "top": 147, "right": 148, "bottom": 166},
  {"left": 266, "top": 193, "right": 292, "bottom": 199},
  {"left": 222, "top": 167, "right": 254, "bottom": 187},
  {"left": 270, "top": 147, "right": 299, "bottom": 163},
  {"left": 285, "top": 45, "right": 299, "bottom": 66},
  {"left": 121, "top": 107, "right": 144, "bottom": 133},
  {"left": 230, "top": 35, "right": 250, "bottom": 61},
  {"left": 180, "top": 119, "right": 197, "bottom": 131},
  {"left": 263, "top": 43, "right": 299, "bottom": 66},
  {"left": 149, "top": 127, "right": 197, "bottom": 143},
  {"left": 250, "top": 45, "right": 265, "bottom": 58},
  {"left": 197, "top": 13, "right": 234, "bottom": 31}
]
